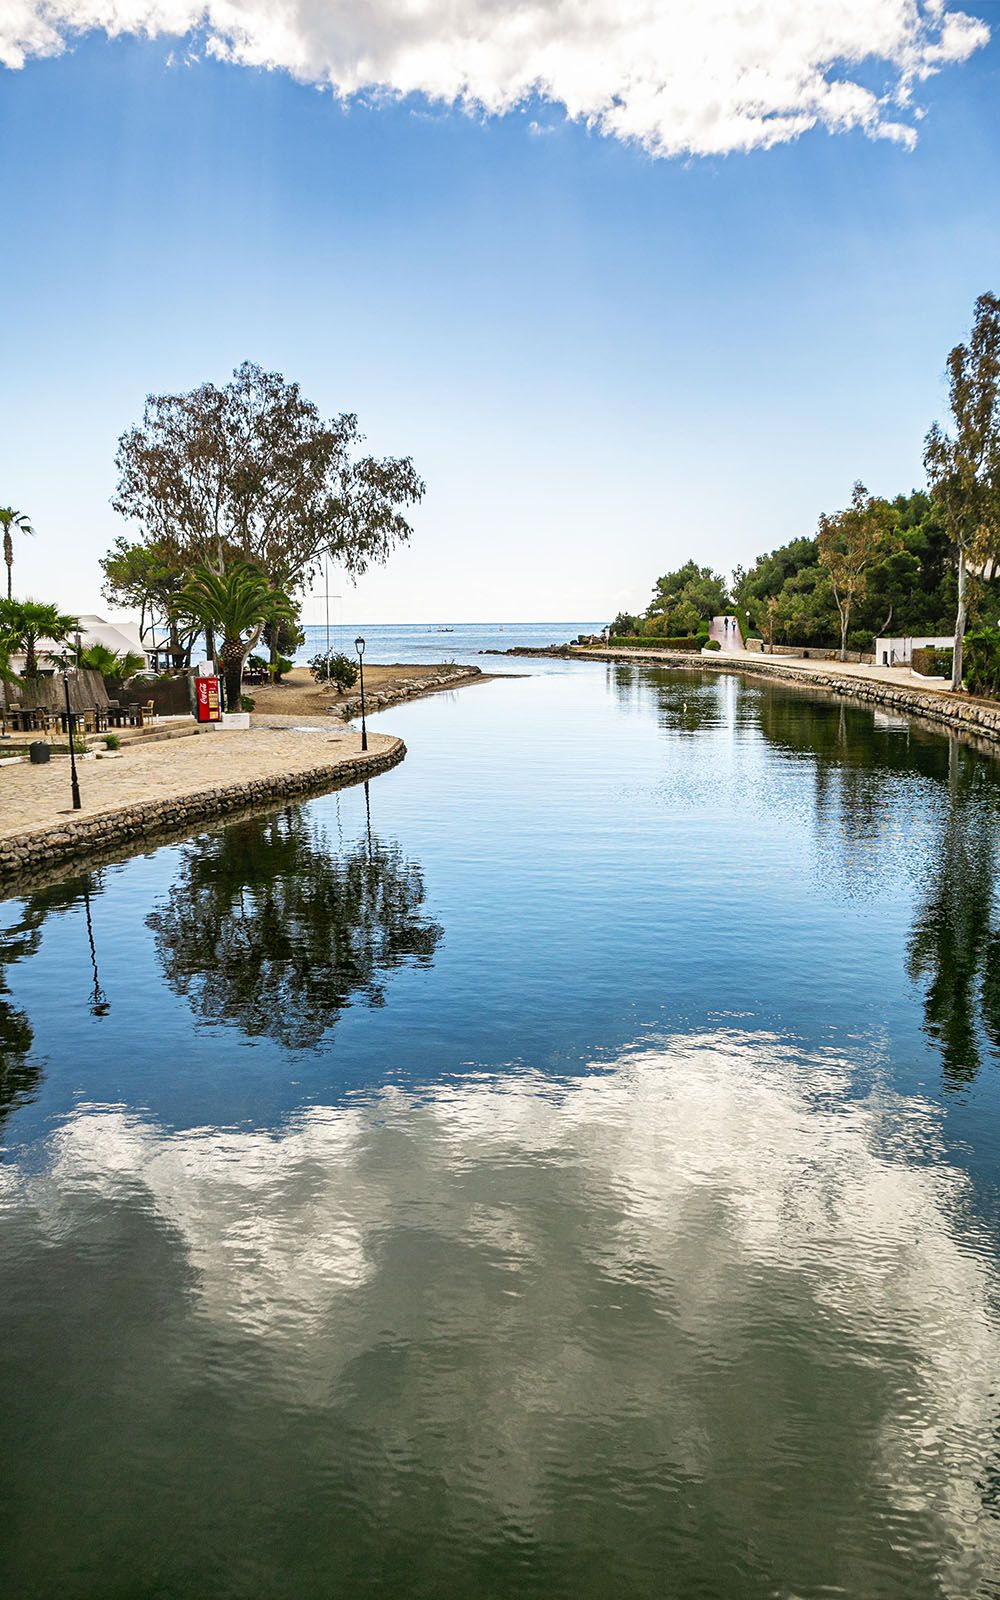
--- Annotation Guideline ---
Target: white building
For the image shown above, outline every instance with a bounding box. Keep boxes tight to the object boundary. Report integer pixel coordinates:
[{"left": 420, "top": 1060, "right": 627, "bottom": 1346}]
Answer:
[
  {"left": 7, "top": 614, "right": 147, "bottom": 677},
  {"left": 873, "top": 635, "right": 953, "bottom": 669}
]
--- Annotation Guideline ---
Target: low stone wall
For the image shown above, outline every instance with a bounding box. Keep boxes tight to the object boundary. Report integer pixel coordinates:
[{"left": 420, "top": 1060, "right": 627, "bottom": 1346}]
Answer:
[
  {"left": 0, "top": 738, "right": 405, "bottom": 894},
  {"left": 568, "top": 647, "right": 1000, "bottom": 750},
  {"left": 743, "top": 641, "right": 874, "bottom": 664}
]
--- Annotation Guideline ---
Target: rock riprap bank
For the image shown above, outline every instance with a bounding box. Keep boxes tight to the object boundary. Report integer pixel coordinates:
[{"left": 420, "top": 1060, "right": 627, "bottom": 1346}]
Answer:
[
  {"left": 335, "top": 664, "right": 486, "bottom": 719},
  {"left": 0, "top": 722, "right": 403, "bottom": 892},
  {"left": 558, "top": 644, "right": 1000, "bottom": 749}
]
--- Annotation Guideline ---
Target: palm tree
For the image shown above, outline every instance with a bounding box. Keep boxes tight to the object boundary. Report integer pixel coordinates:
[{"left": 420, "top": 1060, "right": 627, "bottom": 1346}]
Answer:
[
  {"left": 78, "top": 642, "right": 146, "bottom": 683},
  {"left": 0, "top": 618, "right": 17, "bottom": 705},
  {"left": 173, "top": 563, "right": 295, "bottom": 711},
  {"left": 0, "top": 599, "right": 79, "bottom": 679},
  {"left": 0, "top": 509, "right": 35, "bottom": 601}
]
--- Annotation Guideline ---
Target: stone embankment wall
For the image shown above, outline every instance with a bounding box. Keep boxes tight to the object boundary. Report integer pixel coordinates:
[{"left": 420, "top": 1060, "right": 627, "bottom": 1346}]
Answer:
[
  {"left": 337, "top": 664, "right": 483, "bottom": 718},
  {"left": 570, "top": 647, "right": 1000, "bottom": 747},
  {"left": 0, "top": 739, "right": 405, "bottom": 894}
]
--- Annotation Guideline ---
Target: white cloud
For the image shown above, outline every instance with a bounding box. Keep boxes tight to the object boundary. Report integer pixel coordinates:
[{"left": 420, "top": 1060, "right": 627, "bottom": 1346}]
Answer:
[{"left": 0, "top": 0, "right": 989, "bottom": 157}]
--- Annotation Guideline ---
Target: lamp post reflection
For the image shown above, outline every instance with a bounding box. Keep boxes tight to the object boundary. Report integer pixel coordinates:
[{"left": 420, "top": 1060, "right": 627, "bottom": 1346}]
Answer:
[{"left": 82, "top": 882, "right": 109, "bottom": 1016}]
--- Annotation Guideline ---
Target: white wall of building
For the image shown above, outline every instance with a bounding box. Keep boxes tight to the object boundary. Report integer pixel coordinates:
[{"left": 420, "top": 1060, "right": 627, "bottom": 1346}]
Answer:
[{"left": 873, "top": 636, "right": 953, "bottom": 667}]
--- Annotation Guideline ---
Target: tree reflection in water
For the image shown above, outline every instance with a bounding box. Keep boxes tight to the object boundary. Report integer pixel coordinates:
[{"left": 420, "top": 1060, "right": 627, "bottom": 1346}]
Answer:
[
  {"left": 0, "top": 877, "right": 102, "bottom": 1132},
  {"left": 609, "top": 662, "right": 725, "bottom": 736},
  {"left": 756, "top": 681, "right": 1000, "bottom": 1084},
  {"left": 0, "top": 904, "right": 38, "bottom": 1130},
  {"left": 147, "top": 806, "right": 442, "bottom": 1049},
  {"left": 907, "top": 736, "right": 1000, "bottom": 1085}
]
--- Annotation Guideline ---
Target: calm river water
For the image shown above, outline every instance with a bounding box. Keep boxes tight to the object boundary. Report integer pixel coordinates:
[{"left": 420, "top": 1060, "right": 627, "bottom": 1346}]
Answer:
[{"left": 3, "top": 660, "right": 1000, "bottom": 1599}]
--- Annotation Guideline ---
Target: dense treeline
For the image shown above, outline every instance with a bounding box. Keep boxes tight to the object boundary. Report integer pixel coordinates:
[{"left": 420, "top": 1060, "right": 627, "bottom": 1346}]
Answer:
[
  {"left": 611, "top": 488, "right": 1000, "bottom": 657},
  {"left": 733, "top": 489, "right": 979, "bottom": 652},
  {"left": 611, "top": 291, "right": 1000, "bottom": 694}
]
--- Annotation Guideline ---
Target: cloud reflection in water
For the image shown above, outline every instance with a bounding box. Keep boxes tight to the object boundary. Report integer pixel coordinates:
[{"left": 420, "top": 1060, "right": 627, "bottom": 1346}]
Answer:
[{"left": 2, "top": 1030, "right": 998, "bottom": 1597}]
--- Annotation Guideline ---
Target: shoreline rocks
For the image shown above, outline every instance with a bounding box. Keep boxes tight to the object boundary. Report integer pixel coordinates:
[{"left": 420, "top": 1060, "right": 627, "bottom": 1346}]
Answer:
[{"left": 335, "top": 664, "right": 485, "bottom": 718}]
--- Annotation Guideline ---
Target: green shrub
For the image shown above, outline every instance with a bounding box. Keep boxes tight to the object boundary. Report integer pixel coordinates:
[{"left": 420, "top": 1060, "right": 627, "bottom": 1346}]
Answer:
[
  {"left": 912, "top": 645, "right": 952, "bottom": 678},
  {"left": 309, "top": 651, "right": 359, "bottom": 690},
  {"left": 103, "top": 733, "right": 120, "bottom": 751},
  {"left": 240, "top": 695, "right": 256, "bottom": 712},
  {"left": 598, "top": 635, "right": 701, "bottom": 652},
  {"left": 705, "top": 638, "right": 722, "bottom": 651},
  {"left": 962, "top": 629, "right": 1000, "bottom": 697}
]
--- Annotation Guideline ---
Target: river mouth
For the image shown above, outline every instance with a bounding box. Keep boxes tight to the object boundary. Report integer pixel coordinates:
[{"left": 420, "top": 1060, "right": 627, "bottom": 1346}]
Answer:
[{"left": 2, "top": 660, "right": 1000, "bottom": 1599}]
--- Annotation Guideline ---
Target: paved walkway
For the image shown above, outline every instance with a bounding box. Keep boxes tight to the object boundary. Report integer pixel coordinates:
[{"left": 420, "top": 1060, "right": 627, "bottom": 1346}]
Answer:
[
  {"left": 723, "top": 649, "right": 958, "bottom": 695},
  {"left": 581, "top": 643, "right": 962, "bottom": 699},
  {"left": 0, "top": 718, "right": 393, "bottom": 844},
  {"left": 708, "top": 615, "right": 744, "bottom": 652}
]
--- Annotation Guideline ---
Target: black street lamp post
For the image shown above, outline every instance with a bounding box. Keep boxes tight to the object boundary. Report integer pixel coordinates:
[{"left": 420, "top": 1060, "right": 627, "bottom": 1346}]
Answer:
[
  {"left": 355, "top": 635, "right": 368, "bottom": 751},
  {"left": 63, "top": 671, "right": 82, "bottom": 811}
]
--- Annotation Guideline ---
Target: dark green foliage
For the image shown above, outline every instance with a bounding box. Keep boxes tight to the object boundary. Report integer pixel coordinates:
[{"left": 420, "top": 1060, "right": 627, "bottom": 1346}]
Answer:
[
  {"left": 731, "top": 490, "right": 987, "bottom": 650},
  {"left": 608, "top": 612, "right": 641, "bottom": 638},
  {"left": 309, "top": 651, "right": 358, "bottom": 689},
  {"left": 705, "top": 638, "right": 721, "bottom": 651},
  {"left": 597, "top": 636, "right": 701, "bottom": 652},
  {"left": 912, "top": 646, "right": 953, "bottom": 677},
  {"left": 644, "top": 561, "right": 729, "bottom": 636},
  {"left": 263, "top": 617, "right": 305, "bottom": 661},
  {"left": 962, "top": 629, "right": 1000, "bottom": 697}
]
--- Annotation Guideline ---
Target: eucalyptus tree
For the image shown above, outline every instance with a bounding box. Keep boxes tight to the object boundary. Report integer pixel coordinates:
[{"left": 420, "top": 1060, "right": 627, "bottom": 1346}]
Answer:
[
  {"left": 0, "top": 508, "right": 34, "bottom": 601},
  {"left": 172, "top": 561, "right": 295, "bottom": 709},
  {"left": 924, "top": 292, "right": 1000, "bottom": 691},
  {"left": 0, "top": 599, "right": 78, "bottom": 678},
  {"left": 817, "top": 483, "right": 899, "bottom": 661},
  {"left": 112, "top": 361, "right": 424, "bottom": 608}
]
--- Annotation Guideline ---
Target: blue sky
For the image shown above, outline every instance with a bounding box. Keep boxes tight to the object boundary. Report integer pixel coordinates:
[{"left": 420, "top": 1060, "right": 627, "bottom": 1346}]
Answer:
[{"left": 2, "top": 7, "right": 1000, "bottom": 622}]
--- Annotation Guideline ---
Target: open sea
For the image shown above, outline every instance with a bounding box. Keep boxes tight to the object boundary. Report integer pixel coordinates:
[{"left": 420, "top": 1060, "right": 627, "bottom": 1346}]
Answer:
[{"left": 295, "top": 620, "right": 600, "bottom": 666}]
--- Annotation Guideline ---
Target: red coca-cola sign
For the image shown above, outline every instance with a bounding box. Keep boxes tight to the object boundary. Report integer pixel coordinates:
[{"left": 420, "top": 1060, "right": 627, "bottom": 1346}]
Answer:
[{"left": 195, "top": 676, "right": 221, "bottom": 722}]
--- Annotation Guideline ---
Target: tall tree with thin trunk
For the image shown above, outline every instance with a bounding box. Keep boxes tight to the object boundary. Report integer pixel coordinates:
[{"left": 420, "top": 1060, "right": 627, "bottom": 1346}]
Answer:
[
  {"left": 112, "top": 362, "right": 424, "bottom": 600},
  {"left": 817, "top": 483, "right": 899, "bottom": 661},
  {"left": 0, "top": 509, "right": 34, "bottom": 601},
  {"left": 924, "top": 292, "right": 1000, "bottom": 692}
]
